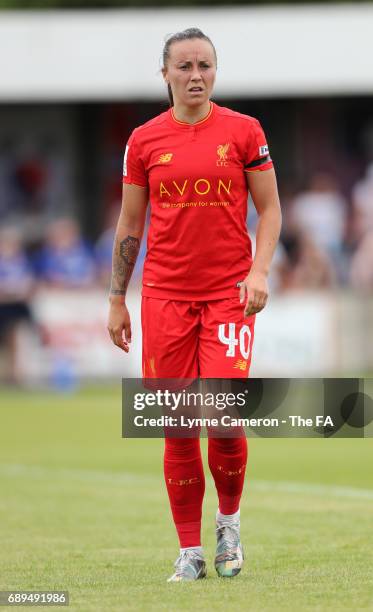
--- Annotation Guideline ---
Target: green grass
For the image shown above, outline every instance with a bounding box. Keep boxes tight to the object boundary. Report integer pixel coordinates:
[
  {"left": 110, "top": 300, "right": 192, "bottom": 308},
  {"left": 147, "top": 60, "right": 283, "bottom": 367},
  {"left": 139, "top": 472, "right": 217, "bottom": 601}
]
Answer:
[{"left": 0, "top": 386, "right": 373, "bottom": 611}]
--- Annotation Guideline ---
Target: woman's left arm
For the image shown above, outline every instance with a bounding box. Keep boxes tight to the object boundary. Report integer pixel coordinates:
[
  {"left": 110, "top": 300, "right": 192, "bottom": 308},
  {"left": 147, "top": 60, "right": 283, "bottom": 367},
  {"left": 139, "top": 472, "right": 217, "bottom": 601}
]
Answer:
[{"left": 241, "top": 168, "right": 282, "bottom": 316}]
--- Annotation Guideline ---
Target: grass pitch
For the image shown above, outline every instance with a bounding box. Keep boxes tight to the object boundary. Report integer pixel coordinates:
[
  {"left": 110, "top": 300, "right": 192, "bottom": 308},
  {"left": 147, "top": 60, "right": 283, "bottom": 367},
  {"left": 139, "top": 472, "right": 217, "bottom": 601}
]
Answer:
[{"left": 0, "top": 385, "right": 372, "bottom": 611}]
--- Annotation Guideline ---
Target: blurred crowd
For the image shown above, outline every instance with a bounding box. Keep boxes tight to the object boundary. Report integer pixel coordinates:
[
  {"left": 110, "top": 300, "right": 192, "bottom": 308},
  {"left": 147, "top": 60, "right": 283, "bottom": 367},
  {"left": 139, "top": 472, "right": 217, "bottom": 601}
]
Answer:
[
  {"left": 1, "top": 161, "right": 373, "bottom": 383},
  {"left": 1, "top": 164, "right": 373, "bottom": 296},
  {"left": 0, "top": 208, "right": 148, "bottom": 384},
  {"left": 265, "top": 165, "right": 373, "bottom": 293}
]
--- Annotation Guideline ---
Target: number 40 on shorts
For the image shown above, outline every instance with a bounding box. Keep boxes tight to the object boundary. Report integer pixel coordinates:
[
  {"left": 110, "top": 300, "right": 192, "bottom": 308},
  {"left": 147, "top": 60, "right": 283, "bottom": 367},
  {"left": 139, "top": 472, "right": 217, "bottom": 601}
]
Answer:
[{"left": 218, "top": 323, "right": 252, "bottom": 359}]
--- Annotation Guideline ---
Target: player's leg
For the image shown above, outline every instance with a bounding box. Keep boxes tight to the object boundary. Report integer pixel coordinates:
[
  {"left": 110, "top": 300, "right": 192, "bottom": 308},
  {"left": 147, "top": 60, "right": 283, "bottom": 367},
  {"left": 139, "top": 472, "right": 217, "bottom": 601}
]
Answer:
[
  {"left": 141, "top": 297, "right": 206, "bottom": 581},
  {"left": 207, "top": 436, "right": 248, "bottom": 516},
  {"left": 208, "top": 436, "right": 247, "bottom": 577},
  {"left": 164, "top": 436, "right": 206, "bottom": 582},
  {"left": 199, "top": 295, "right": 254, "bottom": 577}
]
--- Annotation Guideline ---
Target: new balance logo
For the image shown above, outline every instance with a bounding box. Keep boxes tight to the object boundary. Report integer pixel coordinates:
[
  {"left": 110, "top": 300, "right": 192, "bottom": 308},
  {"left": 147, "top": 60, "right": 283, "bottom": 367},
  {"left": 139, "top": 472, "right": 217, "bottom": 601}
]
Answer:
[
  {"left": 158, "top": 153, "right": 173, "bottom": 163},
  {"left": 233, "top": 359, "right": 248, "bottom": 371}
]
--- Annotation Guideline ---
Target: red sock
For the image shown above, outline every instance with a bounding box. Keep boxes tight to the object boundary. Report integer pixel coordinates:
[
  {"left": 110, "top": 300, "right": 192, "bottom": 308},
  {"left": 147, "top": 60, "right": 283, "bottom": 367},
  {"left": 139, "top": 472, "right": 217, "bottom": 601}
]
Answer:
[
  {"left": 164, "top": 438, "right": 205, "bottom": 547},
  {"left": 208, "top": 436, "right": 248, "bottom": 515}
]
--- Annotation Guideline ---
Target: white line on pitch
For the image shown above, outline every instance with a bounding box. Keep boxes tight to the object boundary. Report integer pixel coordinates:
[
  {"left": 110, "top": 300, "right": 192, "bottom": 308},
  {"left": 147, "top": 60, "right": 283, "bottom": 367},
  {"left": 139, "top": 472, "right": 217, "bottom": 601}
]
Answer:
[
  {"left": 249, "top": 479, "right": 373, "bottom": 500},
  {"left": 1, "top": 463, "right": 373, "bottom": 500}
]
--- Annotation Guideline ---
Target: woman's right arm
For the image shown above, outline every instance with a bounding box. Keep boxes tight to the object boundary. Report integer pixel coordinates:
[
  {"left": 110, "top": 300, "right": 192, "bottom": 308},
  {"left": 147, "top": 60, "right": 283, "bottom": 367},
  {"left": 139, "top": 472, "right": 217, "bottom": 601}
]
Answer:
[{"left": 107, "top": 183, "right": 148, "bottom": 352}]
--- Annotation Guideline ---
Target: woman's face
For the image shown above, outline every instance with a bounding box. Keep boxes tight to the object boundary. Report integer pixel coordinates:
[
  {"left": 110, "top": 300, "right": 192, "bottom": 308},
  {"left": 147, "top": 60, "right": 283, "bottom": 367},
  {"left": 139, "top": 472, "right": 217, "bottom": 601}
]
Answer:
[{"left": 163, "top": 38, "right": 217, "bottom": 108}]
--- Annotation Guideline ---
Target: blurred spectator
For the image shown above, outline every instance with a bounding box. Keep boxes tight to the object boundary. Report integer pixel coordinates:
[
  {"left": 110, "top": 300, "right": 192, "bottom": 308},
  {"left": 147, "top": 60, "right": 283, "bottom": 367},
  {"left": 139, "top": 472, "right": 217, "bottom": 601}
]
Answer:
[
  {"left": 13, "top": 147, "right": 47, "bottom": 212},
  {"left": 249, "top": 228, "right": 288, "bottom": 294},
  {"left": 95, "top": 204, "right": 120, "bottom": 288},
  {"left": 268, "top": 241, "right": 289, "bottom": 293},
  {"left": 0, "top": 138, "right": 16, "bottom": 220},
  {"left": 35, "top": 218, "right": 96, "bottom": 288},
  {"left": 288, "top": 172, "right": 347, "bottom": 278},
  {"left": 349, "top": 230, "right": 373, "bottom": 292},
  {"left": 40, "top": 137, "right": 76, "bottom": 221},
  {"left": 351, "top": 162, "right": 373, "bottom": 242},
  {"left": 280, "top": 230, "right": 336, "bottom": 290},
  {"left": 0, "top": 227, "right": 35, "bottom": 384},
  {"left": 9, "top": 142, "right": 50, "bottom": 243},
  {"left": 95, "top": 203, "right": 148, "bottom": 288},
  {"left": 0, "top": 138, "right": 76, "bottom": 245}
]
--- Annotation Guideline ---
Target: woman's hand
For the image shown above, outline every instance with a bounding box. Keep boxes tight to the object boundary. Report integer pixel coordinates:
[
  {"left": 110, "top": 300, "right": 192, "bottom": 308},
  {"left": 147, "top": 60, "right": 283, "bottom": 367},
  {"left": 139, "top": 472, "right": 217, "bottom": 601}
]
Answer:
[
  {"left": 107, "top": 299, "right": 132, "bottom": 352},
  {"left": 239, "top": 270, "right": 269, "bottom": 317}
]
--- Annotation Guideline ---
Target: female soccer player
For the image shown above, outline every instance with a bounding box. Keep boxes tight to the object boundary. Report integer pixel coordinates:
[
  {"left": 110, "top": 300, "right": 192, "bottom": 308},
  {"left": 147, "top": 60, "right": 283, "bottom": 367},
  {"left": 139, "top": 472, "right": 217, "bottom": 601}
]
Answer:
[{"left": 107, "top": 28, "right": 282, "bottom": 582}]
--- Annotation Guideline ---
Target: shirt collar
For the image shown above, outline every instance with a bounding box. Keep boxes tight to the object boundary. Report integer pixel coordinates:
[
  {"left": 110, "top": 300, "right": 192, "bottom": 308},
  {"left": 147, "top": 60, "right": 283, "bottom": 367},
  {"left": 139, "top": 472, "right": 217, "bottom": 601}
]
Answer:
[{"left": 167, "top": 101, "right": 216, "bottom": 130}]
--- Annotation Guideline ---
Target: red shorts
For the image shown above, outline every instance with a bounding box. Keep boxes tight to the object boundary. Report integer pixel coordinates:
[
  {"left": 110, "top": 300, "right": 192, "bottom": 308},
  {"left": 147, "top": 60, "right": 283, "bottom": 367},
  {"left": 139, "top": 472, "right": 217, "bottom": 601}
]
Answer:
[{"left": 141, "top": 295, "right": 255, "bottom": 379}]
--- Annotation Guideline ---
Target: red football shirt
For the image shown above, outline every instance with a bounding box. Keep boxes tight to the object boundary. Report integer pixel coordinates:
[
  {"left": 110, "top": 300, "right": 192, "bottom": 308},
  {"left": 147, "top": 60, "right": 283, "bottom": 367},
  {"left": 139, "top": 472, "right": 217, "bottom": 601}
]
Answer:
[{"left": 123, "top": 101, "right": 274, "bottom": 300}]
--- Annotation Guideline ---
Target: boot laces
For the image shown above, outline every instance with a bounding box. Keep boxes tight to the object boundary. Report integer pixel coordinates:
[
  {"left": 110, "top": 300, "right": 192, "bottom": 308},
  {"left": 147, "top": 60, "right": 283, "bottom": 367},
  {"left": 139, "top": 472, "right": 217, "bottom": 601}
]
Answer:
[
  {"left": 217, "top": 522, "right": 239, "bottom": 552},
  {"left": 175, "top": 550, "right": 201, "bottom": 575}
]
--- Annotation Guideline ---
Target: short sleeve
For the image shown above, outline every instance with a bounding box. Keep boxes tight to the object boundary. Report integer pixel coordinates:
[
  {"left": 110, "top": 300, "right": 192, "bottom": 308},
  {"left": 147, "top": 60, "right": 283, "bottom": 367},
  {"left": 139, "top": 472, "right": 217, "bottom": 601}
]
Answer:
[
  {"left": 122, "top": 130, "right": 147, "bottom": 187},
  {"left": 244, "top": 119, "right": 274, "bottom": 173}
]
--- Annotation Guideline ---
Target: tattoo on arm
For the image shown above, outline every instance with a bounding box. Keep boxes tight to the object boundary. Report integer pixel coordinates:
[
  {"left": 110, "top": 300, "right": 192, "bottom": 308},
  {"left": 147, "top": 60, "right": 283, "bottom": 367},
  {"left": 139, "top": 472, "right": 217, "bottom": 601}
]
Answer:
[{"left": 110, "top": 234, "right": 140, "bottom": 296}]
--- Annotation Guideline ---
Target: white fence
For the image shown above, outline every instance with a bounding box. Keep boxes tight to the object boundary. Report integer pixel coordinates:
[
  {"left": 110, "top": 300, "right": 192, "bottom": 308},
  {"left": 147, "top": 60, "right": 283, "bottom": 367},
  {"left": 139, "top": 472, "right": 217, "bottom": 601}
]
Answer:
[{"left": 13, "top": 288, "right": 373, "bottom": 386}]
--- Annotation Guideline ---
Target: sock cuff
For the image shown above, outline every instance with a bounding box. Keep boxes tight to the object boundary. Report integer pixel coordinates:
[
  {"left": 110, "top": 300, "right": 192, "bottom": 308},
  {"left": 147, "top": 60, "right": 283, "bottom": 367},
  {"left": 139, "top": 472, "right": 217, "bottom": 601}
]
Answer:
[
  {"left": 216, "top": 508, "right": 240, "bottom": 523},
  {"left": 180, "top": 545, "right": 204, "bottom": 555}
]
